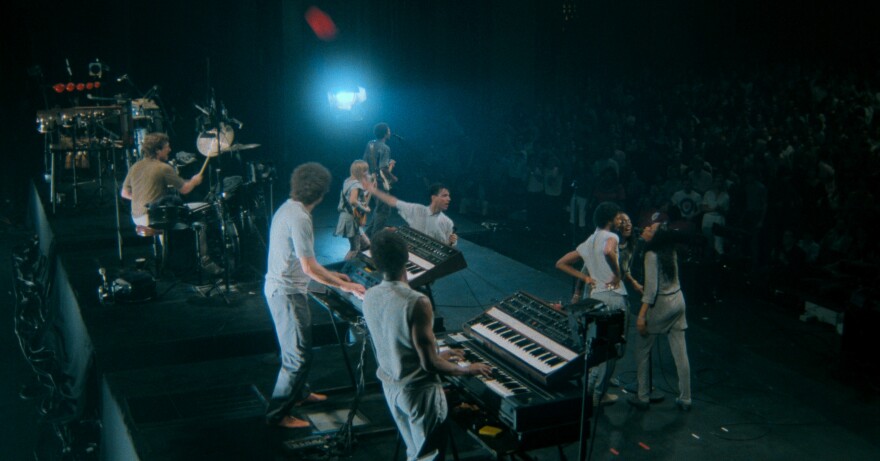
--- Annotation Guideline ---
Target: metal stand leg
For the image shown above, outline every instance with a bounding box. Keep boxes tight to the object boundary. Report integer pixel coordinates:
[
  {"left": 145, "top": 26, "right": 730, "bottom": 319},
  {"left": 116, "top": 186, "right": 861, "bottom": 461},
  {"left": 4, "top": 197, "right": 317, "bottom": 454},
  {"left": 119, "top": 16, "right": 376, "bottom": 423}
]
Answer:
[
  {"left": 192, "top": 223, "right": 203, "bottom": 285},
  {"left": 50, "top": 149, "right": 57, "bottom": 214},
  {"left": 325, "top": 306, "right": 357, "bottom": 388},
  {"left": 111, "top": 148, "right": 123, "bottom": 263}
]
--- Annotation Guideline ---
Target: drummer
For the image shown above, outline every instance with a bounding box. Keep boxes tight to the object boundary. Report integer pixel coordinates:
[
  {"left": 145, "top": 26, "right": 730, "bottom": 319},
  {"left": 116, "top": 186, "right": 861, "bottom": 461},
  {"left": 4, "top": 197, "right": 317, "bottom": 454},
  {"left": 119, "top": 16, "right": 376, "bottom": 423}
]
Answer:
[{"left": 121, "top": 132, "right": 202, "bottom": 227}]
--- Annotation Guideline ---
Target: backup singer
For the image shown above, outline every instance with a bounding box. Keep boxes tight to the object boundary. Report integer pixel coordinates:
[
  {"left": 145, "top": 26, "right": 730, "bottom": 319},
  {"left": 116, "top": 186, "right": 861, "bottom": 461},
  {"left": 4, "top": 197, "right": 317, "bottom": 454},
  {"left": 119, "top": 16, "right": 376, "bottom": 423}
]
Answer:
[
  {"left": 363, "top": 122, "right": 398, "bottom": 238},
  {"left": 363, "top": 230, "right": 491, "bottom": 461},
  {"left": 121, "top": 132, "right": 202, "bottom": 227},
  {"left": 334, "top": 160, "right": 372, "bottom": 261},
  {"left": 555, "top": 202, "right": 627, "bottom": 407},
  {"left": 629, "top": 224, "right": 692, "bottom": 411},
  {"left": 364, "top": 181, "right": 458, "bottom": 247},
  {"left": 264, "top": 162, "right": 366, "bottom": 429}
]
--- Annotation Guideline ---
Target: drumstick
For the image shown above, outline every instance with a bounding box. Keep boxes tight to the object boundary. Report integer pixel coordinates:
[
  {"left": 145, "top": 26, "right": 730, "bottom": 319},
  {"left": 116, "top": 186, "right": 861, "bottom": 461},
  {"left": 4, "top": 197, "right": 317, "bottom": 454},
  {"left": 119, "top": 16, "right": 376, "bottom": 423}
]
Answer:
[{"left": 198, "top": 156, "right": 211, "bottom": 176}]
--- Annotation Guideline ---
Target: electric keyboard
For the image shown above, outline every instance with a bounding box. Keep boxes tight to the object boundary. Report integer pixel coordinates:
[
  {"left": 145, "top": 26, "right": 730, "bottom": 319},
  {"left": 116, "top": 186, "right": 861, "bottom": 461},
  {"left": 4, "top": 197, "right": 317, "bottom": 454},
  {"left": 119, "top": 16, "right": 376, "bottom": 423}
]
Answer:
[
  {"left": 362, "top": 226, "right": 466, "bottom": 288},
  {"left": 442, "top": 333, "right": 583, "bottom": 450},
  {"left": 319, "top": 226, "right": 467, "bottom": 311},
  {"left": 318, "top": 258, "right": 382, "bottom": 312},
  {"left": 463, "top": 291, "right": 592, "bottom": 387}
]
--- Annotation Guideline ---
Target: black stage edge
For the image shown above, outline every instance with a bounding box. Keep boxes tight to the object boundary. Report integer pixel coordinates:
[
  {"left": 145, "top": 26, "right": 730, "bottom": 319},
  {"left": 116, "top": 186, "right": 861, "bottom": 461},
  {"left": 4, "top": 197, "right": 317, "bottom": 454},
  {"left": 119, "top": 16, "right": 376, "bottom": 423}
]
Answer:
[{"left": 25, "top": 179, "right": 358, "bottom": 460}]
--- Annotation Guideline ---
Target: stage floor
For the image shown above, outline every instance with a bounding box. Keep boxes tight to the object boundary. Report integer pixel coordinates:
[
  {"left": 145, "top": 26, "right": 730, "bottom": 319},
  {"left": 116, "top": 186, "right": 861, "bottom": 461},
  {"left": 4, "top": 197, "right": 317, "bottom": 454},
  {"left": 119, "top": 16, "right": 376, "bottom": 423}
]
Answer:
[{"left": 1, "top": 178, "right": 878, "bottom": 460}]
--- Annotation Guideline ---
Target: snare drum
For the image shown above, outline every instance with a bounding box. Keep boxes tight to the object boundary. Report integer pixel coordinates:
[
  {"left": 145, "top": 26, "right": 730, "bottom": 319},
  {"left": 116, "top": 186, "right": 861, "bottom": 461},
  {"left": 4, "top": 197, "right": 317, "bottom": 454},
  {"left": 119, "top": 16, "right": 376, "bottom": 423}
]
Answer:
[{"left": 185, "top": 202, "right": 213, "bottom": 221}]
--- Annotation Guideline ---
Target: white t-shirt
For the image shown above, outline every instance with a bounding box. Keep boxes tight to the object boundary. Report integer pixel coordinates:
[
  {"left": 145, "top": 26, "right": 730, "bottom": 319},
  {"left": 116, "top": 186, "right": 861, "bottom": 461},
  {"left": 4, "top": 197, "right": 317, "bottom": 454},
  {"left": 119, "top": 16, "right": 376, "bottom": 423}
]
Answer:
[
  {"left": 671, "top": 190, "right": 703, "bottom": 219},
  {"left": 577, "top": 228, "right": 627, "bottom": 296},
  {"left": 396, "top": 200, "right": 455, "bottom": 245},
  {"left": 265, "top": 200, "right": 315, "bottom": 295}
]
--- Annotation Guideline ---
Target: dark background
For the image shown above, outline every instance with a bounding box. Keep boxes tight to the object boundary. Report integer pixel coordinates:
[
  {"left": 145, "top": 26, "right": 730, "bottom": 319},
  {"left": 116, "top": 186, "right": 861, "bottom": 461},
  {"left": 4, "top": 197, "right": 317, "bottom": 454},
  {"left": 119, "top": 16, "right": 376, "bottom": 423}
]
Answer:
[{"left": 1, "top": 0, "right": 878, "bottom": 207}]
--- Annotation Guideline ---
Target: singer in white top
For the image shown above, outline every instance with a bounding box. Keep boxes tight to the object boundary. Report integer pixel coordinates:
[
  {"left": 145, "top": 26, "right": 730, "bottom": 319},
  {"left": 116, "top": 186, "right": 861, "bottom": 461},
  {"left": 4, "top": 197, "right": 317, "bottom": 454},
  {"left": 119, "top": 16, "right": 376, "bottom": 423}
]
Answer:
[{"left": 364, "top": 181, "right": 458, "bottom": 246}]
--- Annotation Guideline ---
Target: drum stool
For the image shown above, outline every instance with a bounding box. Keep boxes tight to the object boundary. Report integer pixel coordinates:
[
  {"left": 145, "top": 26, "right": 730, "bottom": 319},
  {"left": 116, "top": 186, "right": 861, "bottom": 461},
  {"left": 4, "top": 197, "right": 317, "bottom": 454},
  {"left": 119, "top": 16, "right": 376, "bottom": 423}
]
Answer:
[{"left": 135, "top": 225, "right": 164, "bottom": 274}]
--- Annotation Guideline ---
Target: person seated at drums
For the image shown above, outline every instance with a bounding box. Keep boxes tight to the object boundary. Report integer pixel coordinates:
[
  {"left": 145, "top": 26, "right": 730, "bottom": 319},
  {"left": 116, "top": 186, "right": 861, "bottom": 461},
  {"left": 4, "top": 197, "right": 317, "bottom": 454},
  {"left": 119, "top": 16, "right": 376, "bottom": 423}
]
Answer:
[
  {"left": 121, "top": 132, "right": 220, "bottom": 274},
  {"left": 121, "top": 132, "right": 202, "bottom": 226}
]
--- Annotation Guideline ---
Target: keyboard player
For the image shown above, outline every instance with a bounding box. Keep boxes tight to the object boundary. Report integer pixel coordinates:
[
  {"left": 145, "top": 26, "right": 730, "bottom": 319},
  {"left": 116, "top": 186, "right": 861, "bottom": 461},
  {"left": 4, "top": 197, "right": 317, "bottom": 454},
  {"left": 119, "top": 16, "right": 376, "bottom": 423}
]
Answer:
[
  {"left": 363, "top": 230, "right": 491, "bottom": 461},
  {"left": 364, "top": 181, "right": 458, "bottom": 247}
]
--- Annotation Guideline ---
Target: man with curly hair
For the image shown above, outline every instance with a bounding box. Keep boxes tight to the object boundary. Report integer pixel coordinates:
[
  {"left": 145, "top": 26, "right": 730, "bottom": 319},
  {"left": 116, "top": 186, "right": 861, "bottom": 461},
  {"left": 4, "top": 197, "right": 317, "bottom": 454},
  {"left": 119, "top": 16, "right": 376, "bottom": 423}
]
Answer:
[{"left": 264, "top": 162, "right": 366, "bottom": 428}]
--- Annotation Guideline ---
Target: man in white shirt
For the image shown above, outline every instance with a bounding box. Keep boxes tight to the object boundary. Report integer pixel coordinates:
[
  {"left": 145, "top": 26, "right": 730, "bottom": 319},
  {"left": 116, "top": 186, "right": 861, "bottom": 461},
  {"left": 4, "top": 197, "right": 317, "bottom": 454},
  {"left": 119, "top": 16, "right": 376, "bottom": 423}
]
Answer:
[
  {"left": 556, "top": 202, "right": 628, "bottom": 407},
  {"left": 365, "top": 182, "right": 458, "bottom": 246},
  {"left": 264, "top": 162, "right": 366, "bottom": 429},
  {"left": 670, "top": 178, "right": 703, "bottom": 222}
]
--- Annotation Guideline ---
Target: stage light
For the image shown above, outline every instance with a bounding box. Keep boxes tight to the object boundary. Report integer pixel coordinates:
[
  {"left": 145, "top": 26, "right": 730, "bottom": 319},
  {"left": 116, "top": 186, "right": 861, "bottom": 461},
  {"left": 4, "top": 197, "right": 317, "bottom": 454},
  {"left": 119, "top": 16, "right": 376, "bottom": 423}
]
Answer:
[
  {"left": 305, "top": 6, "right": 338, "bottom": 41},
  {"left": 328, "top": 86, "right": 367, "bottom": 111}
]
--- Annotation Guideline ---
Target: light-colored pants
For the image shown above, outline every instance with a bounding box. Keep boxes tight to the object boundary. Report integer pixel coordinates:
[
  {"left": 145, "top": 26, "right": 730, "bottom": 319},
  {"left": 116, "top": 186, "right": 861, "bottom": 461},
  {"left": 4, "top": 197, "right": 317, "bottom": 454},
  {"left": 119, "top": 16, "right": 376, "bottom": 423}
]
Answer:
[
  {"left": 635, "top": 328, "right": 691, "bottom": 404},
  {"left": 382, "top": 382, "right": 448, "bottom": 461},
  {"left": 265, "top": 291, "right": 313, "bottom": 423},
  {"left": 587, "top": 291, "right": 628, "bottom": 402}
]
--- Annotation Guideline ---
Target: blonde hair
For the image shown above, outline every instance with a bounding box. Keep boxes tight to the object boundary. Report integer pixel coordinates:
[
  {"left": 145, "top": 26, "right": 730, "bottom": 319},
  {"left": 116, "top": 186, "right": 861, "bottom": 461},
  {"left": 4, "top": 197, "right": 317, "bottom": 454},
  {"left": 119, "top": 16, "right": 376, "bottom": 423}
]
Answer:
[{"left": 350, "top": 160, "right": 369, "bottom": 181}]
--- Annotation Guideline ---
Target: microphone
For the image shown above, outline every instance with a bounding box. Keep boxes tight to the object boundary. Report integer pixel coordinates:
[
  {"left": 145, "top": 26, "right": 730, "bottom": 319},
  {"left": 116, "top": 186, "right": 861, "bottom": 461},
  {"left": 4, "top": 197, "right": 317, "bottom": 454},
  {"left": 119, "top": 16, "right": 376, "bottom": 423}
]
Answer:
[
  {"left": 392, "top": 133, "right": 405, "bottom": 141},
  {"left": 65, "top": 58, "right": 72, "bottom": 77},
  {"left": 116, "top": 74, "right": 128, "bottom": 83}
]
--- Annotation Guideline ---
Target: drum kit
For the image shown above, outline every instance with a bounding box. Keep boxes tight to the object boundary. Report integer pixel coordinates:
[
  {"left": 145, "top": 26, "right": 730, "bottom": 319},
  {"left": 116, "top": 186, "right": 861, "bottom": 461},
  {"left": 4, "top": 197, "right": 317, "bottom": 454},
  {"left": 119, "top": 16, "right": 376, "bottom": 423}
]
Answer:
[
  {"left": 141, "top": 132, "right": 273, "bottom": 285},
  {"left": 34, "top": 70, "right": 273, "bottom": 283}
]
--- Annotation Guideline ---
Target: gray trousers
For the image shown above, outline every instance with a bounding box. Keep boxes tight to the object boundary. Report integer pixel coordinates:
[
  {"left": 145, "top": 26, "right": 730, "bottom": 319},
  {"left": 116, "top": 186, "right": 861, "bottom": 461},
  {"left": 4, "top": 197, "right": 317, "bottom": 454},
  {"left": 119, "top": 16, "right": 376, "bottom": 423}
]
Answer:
[
  {"left": 382, "top": 382, "right": 448, "bottom": 461},
  {"left": 635, "top": 328, "right": 691, "bottom": 403},
  {"left": 587, "top": 291, "right": 628, "bottom": 402},
  {"left": 265, "top": 291, "right": 312, "bottom": 423}
]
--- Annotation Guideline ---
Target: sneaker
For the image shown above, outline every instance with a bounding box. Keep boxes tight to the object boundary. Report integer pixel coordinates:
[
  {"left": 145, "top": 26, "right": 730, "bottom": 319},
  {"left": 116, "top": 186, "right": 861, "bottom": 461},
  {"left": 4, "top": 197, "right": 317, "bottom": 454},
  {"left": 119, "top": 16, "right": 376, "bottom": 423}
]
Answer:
[
  {"left": 675, "top": 398, "right": 692, "bottom": 412},
  {"left": 627, "top": 395, "right": 650, "bottom": 410},
  {"left": 272, "top": 416, "right": 310, "bottom": 429},
  {"left": 295, "top": 392, "right": 327, "bottom": 406}
]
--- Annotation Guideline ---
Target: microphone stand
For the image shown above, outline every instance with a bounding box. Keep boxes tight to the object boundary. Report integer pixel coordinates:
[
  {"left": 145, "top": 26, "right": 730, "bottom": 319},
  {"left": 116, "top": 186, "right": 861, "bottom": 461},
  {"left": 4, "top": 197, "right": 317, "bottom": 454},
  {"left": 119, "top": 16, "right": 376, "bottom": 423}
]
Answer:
[{"left": 562, "top": 299, "right": 606, "bottom": 461}]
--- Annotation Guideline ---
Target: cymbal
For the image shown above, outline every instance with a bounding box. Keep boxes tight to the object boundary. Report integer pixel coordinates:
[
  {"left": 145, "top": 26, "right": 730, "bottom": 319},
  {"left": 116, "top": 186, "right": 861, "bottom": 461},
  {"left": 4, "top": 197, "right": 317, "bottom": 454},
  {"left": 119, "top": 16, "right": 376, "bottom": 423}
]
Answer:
[
  {"left": 221, "top": 143, "right": 260, "bottom": 153},
  {"left": 196, "top": 123, "right": 235, "bottom": 157}
]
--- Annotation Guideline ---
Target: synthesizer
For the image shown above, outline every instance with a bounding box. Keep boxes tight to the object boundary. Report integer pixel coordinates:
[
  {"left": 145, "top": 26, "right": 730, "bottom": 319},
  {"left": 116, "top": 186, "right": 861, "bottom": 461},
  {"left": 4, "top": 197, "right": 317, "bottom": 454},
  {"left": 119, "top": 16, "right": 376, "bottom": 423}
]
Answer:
[
  {"left": 319, "top": 226, "right": 467, "bottom": 312},
  {"left": 443, "top": 332, "right": 583, "bottom": 435},
  {"left": 362, "top": 226, "right": 466, "bottom": 288},
  {"left": 463, "top": 291, "right": 594, "bottom": 387}
]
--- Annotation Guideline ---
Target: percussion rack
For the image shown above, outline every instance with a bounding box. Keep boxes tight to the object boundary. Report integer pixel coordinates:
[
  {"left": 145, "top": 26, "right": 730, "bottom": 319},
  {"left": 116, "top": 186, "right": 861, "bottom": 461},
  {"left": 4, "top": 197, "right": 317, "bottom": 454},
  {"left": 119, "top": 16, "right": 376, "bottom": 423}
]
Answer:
[{"left": 38, "top": 106, "right": 125, "bottom": 211}]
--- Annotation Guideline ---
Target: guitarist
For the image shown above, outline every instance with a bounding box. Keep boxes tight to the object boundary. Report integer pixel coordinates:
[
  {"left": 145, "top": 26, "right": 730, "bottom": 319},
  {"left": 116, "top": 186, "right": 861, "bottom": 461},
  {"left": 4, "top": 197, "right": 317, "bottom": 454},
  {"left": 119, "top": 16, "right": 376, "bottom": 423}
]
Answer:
[
  {"left": 363, "top": 122, "right": 397, "bottom": 238},
  {"left": 335, "top": 160, "right": 372, "bottom": 261}
]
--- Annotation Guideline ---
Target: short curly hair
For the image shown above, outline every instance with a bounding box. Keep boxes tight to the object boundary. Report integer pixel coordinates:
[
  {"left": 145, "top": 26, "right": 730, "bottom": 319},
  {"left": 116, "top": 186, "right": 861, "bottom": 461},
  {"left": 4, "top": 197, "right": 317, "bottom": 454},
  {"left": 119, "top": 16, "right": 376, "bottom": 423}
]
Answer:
[
  {"left": 371, "top": 229, "right": 409, "bottom": 279},
  {"left": 593, "top": 201, "right": 621, "bottom": 229},
  {"left": 374, "top": 122, "right": 390, "bottom": 140},
  {"left": 289, "top": 162, "right": 331, "bottom": 205}
]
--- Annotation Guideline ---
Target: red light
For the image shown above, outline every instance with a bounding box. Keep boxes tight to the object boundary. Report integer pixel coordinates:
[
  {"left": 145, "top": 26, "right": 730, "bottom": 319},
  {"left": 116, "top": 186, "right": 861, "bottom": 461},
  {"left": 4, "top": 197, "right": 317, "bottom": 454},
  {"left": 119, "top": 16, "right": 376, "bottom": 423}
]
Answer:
[
  {"left": 94, "top": 82, "right": 101, "bottom": 89},
  {"left": 53, "top": 83, "right": 65, "bottom": 93},
  {"left": 86, "top": 82, "right": 94, "bottom": 90},
  {"left": 66, "top": 83, "right": 75, "bottom": 92},
  {"left": 76, "top": 83, "right": 85, "bottom": 91},
  {"left": 305, "top": 6, "right": 337, "bottom": 41}
]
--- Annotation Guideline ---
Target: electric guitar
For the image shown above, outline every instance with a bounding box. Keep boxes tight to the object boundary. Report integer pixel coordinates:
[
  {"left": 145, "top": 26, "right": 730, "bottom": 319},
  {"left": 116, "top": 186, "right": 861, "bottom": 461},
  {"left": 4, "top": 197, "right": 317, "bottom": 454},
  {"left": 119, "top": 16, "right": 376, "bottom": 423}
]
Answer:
[
  {"left": 352, "top": 193, "right": 370, "bottom": 226},
  {"left": 379, "top": 159, "right": 396, "bottom": 191}
]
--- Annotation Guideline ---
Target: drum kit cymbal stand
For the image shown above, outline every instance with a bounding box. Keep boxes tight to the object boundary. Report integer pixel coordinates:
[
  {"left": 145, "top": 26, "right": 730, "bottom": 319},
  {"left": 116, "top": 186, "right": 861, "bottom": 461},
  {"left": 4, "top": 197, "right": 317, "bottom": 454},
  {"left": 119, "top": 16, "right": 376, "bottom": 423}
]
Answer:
[{"left": 190, "top": 95, "right": 260, "bottom": 302}]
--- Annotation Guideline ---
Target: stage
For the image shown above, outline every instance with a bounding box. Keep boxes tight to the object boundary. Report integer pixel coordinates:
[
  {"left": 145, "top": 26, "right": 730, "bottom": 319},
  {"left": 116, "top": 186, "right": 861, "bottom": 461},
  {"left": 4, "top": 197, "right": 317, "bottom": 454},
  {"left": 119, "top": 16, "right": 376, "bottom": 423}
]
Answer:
[{"left": 3, "top": 174, "right": 878, "bottom": 461}]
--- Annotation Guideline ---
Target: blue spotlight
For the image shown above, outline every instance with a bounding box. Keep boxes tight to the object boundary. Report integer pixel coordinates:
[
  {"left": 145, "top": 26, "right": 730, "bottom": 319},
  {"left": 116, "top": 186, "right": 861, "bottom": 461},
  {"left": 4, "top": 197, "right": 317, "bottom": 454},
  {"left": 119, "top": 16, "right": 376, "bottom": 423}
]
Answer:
[{"left": 328, "top": 86, "right": 367, "bottom": 111}]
